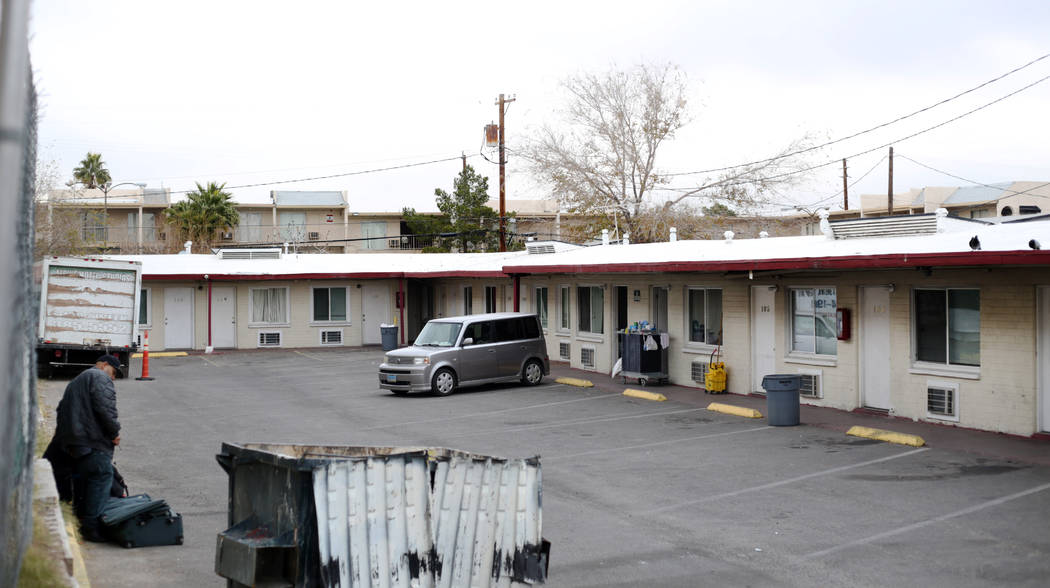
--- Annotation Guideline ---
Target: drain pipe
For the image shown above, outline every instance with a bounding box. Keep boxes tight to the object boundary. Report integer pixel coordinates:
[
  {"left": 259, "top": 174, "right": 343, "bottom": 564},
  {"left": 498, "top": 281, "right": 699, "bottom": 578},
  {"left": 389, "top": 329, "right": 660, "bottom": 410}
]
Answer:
[{"left": 206, "top": 276, "right": 213, "bottom": 352}]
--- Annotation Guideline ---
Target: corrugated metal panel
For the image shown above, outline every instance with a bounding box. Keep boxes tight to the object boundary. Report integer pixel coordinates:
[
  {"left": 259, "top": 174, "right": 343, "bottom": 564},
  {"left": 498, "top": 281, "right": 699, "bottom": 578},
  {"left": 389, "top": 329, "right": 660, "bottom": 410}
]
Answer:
[
  {"left": 830, "top": 216, "right": 937, "bottom": 239},
  {"left": 310, "top": 449, "right": 546, "bottom": 588}
]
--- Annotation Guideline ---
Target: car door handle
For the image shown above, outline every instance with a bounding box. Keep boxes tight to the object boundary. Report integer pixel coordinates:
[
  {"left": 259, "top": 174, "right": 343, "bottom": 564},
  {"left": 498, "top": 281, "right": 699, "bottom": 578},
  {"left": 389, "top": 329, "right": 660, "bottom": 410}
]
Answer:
[{"left": 488, "top": 349, "right": 495, "bottom": 353}]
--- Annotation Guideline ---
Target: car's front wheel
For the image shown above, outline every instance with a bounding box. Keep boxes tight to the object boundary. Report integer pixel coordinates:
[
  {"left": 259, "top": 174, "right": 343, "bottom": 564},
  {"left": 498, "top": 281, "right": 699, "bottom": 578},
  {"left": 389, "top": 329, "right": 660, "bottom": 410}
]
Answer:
[
  {"left": 521, "top": 359, "right": 544, "bottom": 386},
  {"left": 431, "top": 368, "right": 457, "bottom": 396}
]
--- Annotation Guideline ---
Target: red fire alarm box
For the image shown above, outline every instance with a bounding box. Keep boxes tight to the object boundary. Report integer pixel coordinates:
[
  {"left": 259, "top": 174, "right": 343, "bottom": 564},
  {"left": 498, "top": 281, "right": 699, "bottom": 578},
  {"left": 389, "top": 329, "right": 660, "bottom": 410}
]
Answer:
[{"left": 836, "top": 308, "right": 851, "bottom": 340}]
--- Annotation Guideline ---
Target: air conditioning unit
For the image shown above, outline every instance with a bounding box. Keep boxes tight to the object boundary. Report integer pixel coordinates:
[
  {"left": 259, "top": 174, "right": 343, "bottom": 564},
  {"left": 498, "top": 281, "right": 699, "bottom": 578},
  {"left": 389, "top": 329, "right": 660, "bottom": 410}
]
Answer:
[
  {"left": 798, "top": 369, "right": 823, "bottom": 399},
  {"left": 926, "top": 381, "right": 958, "bottom": 421},
  {"left": 258, "top": 332, "right": 281, "bottom": 347},
  {"left": 691, "top": 360, "right": 710, "bottom": 386},
  {"left": 580, "top": 347, "right": 595, "bottom": 369},
  {"left": 320, "top": 329, "right": 343, "bottom": 345},
  {"left": 558, "top": 341, "right": 570, "bottom": 360},
  {"left": 308, "top": 232, "right": 320, "bottom": 241},
  {"left": 221, "top": 231, "right": 234, "bottom": 240}
]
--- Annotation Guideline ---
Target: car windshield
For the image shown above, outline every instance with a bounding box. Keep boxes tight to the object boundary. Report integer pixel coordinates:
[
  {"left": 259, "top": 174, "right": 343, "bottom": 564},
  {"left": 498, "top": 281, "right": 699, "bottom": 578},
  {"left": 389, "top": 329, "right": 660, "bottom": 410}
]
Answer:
[{"left": 414, "top": 321, "right": 462, "bottom": 347}]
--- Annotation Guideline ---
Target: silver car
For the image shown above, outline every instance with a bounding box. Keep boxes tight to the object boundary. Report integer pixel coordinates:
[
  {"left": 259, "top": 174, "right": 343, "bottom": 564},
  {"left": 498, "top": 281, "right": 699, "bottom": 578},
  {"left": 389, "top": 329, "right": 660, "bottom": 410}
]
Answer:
[{"left": 379, "top": 312, "right": 550, "bottom": 396}]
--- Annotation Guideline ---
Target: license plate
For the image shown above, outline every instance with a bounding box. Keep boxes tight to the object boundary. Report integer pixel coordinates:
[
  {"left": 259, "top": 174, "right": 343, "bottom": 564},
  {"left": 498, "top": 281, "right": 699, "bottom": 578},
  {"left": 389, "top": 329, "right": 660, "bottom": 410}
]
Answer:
[{"left": 387, "top": 374, "right": 397, "bottom": 383}]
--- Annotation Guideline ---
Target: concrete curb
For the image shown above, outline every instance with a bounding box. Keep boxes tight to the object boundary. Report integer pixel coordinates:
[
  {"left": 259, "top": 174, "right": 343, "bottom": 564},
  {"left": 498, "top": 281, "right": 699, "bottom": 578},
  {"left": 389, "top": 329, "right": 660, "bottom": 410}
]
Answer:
[
  {"left": 33, "top": 459, "right": 80, "bottom": 587},
  {"left": 131, "top": 351, "right": 188, "bottom": 358},
  {"left": 623, "top": 389, "right": 667, "bottom": 402},
  {"left": 847, "top": 425, "right": 926, "bottom": 447},
  {"left": 555, "top": 377, "right": 594, "bottom": 388},
  {"left": 707, "top": 402, "right": 763, "bottom": 419}
]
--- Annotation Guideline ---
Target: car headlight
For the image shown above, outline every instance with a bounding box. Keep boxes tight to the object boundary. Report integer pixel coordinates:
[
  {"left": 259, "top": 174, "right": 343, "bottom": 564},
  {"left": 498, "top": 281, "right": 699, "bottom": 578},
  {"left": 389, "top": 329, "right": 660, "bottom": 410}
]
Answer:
[{"left": 413, "top": 357, "right": 429, "bottom": 365}]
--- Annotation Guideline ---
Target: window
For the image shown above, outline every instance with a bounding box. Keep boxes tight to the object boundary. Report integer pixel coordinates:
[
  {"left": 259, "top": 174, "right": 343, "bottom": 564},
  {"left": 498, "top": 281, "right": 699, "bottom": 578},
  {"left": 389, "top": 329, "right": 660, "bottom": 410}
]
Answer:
[
  {"left": 534, "top": 287, "right": 548, "bottom": 328},
  {"left": 312, "top": 287, "right": 348, "bottom": 322},
  {"left": 80, "top": 211, "right": 106, "bottom": 241},
  {"left": 790, "top": 288, "right": 836, "bottom": 355},
  {"left": 495, "top": 318, "right": 524, "bottom": 342},
  {"left": 914, "top": 288, "right": 980, "bottom": 367},
  {"left": 559, "top": 286, "right": 570, "bottom": 331},
  {"left": 463, "top": 286, "right": 473, "bottom": 314},
  {"left": 138, "top": 288, "right": 151, "bottom": 326},
  {"left": 687, "top": 287, "right": 723, "bottom": 345},
  {"left": 127, "top": 213, "right": 155, "bottom": 241},
  {"left": 485, "top": 286, "right": 497, "bottom": 313},
  {"left": 577, "top": 286, "right": 604, "bottom": 334},
  {"left": 278, "top": 211, "right": 306, "bottom": 241},
  {"left": 238, "top": 211, "right": 262, "bottom": 241},
  {"left": 250, "top": 287, "right": 288, "bottom": 324},
  {"left": 362, "top": 221, "right": 387, "bottom": 250}
]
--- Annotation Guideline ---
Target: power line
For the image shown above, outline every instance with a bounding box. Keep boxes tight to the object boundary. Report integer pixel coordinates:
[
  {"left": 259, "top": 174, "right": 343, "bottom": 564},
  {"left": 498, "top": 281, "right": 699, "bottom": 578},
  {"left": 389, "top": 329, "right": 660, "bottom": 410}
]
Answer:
[
  {"left": 797, "top": 154, "right": 889, "bottom": 210},
  {"left": 665, "top": 52, "right": 1050, "bottom": 178},
  {"left": 667, "top": 72, "right": 1050, "bottom": 195}
]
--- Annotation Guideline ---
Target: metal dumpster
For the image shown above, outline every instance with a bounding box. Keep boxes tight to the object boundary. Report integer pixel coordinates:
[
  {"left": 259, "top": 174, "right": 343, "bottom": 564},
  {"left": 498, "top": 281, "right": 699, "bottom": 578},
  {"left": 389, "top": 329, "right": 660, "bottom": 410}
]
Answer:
[{"left": 215, "top": 443, "right": 550, "bottom": 587}]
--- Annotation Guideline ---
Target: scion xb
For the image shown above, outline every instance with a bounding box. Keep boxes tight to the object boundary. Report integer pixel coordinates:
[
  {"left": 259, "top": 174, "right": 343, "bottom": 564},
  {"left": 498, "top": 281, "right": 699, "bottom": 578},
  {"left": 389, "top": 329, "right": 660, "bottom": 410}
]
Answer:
[{"left": 378, "top": 312, "right": 550, "bottom": 396}]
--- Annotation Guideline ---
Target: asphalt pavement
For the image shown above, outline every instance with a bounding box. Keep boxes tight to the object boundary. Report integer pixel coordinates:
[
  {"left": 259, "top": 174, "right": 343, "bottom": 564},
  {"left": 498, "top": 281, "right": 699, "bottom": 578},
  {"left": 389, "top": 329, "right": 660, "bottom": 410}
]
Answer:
[{"left": 37, "top": 348, "right": 1050, "bottom": 587}]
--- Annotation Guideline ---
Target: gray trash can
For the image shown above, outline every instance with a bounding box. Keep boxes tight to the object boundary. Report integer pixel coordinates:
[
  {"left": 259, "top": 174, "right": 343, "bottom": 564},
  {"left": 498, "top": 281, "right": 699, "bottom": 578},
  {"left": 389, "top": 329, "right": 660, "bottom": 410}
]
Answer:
[
  {"left": 762, "top": 374, "right": 801, "bottom": 426},
  {"left": 380, "top": 325, "right": 398, "bottom": 350}
]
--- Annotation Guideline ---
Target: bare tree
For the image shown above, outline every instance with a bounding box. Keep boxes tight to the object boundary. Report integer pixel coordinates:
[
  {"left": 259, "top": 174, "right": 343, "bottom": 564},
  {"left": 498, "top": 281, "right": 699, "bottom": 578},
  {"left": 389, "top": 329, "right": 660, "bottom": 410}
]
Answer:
[{"left": 521, "top": 63, "right": 815, "bottom": 243}]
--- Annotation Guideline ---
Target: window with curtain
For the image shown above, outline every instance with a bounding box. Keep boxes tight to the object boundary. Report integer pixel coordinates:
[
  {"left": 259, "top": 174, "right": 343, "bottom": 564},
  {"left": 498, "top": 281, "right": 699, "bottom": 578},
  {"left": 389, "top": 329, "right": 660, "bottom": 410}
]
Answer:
[
  {"left": 534, "top": 287, "right": 548, "bottom": 328},
  {"left": 914, "top": 288, "right": 980, "bottom": 366},
  {"left": 485, "top": 286, "right": 497, "bottom": 313},
  {"left": 577, "top": 286, "right": 604, "bottom": 334},
  {"left": 238, "top": 211, "right": 262, "bottom": 241},
  {"left": 312, "top": 287, "right": 348, "bottom": 322},
  {"left": 278, "top": 212, "right": 306, "bottom": 241},
  {"left": 790, "top": 287, "right": 836, "bottom": 355},
  {"left": 463, "top": 286, "right": 473, "bottom": 314},
  {"left": 687, "top": 288, "right": 723, "bottom": 345},
  {"left": 138, "top": 288, "right": 150, "bottom": 325},
  {"left": 251, "top": 287, "right": 288, "bottom": 324}
]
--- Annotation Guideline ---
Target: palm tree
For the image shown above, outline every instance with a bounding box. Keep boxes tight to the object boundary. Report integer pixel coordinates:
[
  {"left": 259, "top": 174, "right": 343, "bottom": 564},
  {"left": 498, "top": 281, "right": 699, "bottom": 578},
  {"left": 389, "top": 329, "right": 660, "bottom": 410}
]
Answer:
[
  {"left": 164, "top": 182, "right": 239, "bottom": 252},
  {"left": 72, "top": 152, "right": 111, "bottom": 188}
]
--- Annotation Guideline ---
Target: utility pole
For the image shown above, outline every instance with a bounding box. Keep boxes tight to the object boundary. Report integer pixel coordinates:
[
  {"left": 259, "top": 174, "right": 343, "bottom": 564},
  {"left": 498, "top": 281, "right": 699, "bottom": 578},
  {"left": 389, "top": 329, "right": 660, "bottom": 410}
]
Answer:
[
  {"left": 461, "top": 151, "right": 466, "bottom": 173},
  {"left": 887, "top": 146, "right": 894, "bottom": 216},
  {"left": 842, "top": 158, "right": 849, "bottom": 211},
  {"left": 496, "top": 93, "right": 515, "bottom": 252}
]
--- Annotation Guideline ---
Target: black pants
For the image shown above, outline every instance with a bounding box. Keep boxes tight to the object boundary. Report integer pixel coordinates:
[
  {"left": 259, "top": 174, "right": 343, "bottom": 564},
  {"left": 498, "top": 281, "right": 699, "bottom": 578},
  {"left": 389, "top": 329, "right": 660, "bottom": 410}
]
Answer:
[{"left": 72, "top": 449, "right": 113, "bottom": 532}]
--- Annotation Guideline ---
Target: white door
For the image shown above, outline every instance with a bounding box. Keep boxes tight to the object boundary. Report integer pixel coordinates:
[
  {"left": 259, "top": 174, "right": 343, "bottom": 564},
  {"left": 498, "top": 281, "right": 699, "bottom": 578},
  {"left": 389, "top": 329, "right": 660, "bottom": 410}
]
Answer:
[
  {"left": 1039, "top": 286, "right": 1050, "bottom": 432},
  {"left": 751, "top": 286, "right": 776, "bottom": 394},
  {"left": 211, "top": 286, "right": 236, "bottom": 349},
  {"left": 361, "top": 283, "right": 390, "bottom": 345},
  {"left": 164, "top": 287, "right": 194, "bottom": 349},
  {"left": 860, "top": 286, "right": 892, "bottom": 410}
]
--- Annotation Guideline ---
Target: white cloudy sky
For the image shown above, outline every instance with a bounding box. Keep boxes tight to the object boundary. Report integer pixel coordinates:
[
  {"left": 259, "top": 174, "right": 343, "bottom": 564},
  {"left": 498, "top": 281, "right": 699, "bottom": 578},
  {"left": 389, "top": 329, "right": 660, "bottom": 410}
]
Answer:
[{"left": 29, "top": 0, "right": 1050, "bottom": 213}]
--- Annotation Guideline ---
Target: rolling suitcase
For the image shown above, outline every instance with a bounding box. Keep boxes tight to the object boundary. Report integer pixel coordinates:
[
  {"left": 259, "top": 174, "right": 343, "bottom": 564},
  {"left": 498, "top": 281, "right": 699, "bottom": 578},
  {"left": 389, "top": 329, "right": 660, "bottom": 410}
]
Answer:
[{"left": 100, "top": 493, "right": 184, "bottom": 548}]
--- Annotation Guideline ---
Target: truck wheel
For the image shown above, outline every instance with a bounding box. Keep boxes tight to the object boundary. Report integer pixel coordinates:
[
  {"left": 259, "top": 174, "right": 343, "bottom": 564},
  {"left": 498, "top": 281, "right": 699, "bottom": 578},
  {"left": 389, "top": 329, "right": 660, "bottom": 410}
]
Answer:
[
  {"left": 431, "top": 368, "right": 457, "bottom": 396},
  {"left": 521, "top": 359, "right": 543, "bottom": 386}
]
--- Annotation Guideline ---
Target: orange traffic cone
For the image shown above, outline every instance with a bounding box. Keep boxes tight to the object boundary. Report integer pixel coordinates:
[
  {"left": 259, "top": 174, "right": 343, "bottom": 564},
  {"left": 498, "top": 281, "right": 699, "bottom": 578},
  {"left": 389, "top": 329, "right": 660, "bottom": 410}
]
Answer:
[{"left": 136, "top": 330, "right": 155, "bottom": 381}]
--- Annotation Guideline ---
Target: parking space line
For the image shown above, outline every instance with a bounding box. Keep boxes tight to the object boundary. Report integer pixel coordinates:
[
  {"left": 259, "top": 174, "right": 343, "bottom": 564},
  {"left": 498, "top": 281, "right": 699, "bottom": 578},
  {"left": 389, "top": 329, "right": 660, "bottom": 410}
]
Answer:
[
  {"left": 803, "top": 480, "right": 1050, "bottom": 559},
  {"left": 438, "top": 407, "right": 709, "bottom": 440},
  {"left": 356, "top": 390, "right": 622, "bottom": 431},
  {"left": 641, "top": 447, "right": 930, "bottom": 515},
  {"left": 546, "top": 425, "right": 773, "bottom": 461},
  {"left": 293, "top": 350, "right": 326, "bottom": 361},
  {"left": 198, "top": 355, "right": 221, "bottom": 368}
]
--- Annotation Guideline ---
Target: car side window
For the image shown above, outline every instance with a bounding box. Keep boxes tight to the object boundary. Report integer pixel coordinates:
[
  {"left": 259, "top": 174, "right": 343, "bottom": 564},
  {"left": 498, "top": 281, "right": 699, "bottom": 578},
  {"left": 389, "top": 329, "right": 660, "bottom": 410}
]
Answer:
[
  {"left": 467, "top": 321, "right": 495, "bottom": 344},
  {"left": 523, "top": 317, "right": 540, "bottom": 339},
  {"left": 496, "top": 318, "right": 524, "bottom": 342}
]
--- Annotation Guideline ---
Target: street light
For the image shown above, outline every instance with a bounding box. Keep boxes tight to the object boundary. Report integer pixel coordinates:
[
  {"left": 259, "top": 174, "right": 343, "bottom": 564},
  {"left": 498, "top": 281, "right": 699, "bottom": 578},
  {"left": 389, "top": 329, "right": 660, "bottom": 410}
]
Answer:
[{"left": 100, "top": 182, "right": 147, "bottom": 241}]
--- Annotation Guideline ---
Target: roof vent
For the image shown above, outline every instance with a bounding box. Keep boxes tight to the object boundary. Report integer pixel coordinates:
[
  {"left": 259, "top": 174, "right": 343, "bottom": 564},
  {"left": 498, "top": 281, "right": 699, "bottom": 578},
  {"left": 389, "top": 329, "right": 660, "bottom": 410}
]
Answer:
[
  {"left": 829, "top": 215, "right": 939, "bottom": 239},
  {"left": 526, "top": 243, "right": 556, "bottom": 255},
  {"left": 218, "top": 248, "right": 282, "bottom": 260}
]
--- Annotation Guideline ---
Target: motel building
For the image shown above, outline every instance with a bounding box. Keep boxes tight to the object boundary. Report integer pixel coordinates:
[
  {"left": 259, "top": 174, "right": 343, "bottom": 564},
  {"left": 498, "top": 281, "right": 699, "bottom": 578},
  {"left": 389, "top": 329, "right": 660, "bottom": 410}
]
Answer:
[{"left": 110, "top": 211, "right": 1050, "bottom": 438}]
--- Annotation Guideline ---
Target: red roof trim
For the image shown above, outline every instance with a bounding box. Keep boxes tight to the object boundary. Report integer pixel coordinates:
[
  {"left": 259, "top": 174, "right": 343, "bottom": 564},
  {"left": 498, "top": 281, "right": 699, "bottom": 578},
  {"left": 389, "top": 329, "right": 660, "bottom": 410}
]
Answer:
[
  {"left": 505, "top": 250, "right": 1050, "bottom": 274},
  {"left": 143, "top": 272, "right": 402, "bottom": 281},
  {"left": 402, "top": 271, "right": 508, "bottom": 278}
]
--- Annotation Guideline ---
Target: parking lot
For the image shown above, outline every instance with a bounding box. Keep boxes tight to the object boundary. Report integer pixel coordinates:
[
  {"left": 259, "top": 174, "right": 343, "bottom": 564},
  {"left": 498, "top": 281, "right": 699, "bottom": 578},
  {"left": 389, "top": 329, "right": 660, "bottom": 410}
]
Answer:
[{"left": 39, "top": 348, "right": 1050, "bottom": 587}]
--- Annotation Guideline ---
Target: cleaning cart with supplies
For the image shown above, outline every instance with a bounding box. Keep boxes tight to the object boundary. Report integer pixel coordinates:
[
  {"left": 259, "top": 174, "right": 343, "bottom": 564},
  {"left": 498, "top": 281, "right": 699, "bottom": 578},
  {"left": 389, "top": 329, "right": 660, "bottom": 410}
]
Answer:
[{"left": 618, "top": 325, "right": 669, "bottom": 386}]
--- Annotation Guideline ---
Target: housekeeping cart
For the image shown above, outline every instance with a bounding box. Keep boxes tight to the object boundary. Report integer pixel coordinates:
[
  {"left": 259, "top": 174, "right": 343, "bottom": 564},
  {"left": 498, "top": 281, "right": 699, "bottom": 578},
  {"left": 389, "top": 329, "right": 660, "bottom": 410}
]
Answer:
[{"left": 618, "top": 331, "right": 669, "bottom": 386}]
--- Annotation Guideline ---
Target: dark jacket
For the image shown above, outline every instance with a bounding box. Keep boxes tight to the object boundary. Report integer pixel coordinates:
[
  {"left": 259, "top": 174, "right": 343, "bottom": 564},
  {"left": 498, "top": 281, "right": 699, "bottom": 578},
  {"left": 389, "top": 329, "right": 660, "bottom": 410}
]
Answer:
[{"left": 53, "top": 367, "right": 120, "bottom": 455}]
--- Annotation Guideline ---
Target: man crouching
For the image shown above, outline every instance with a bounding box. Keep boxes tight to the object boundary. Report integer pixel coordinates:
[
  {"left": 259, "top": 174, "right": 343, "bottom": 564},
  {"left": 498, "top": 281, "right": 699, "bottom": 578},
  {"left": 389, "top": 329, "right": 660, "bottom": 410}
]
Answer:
[{"left": 48, "top": 354, "right": 123, "bottom": 542}]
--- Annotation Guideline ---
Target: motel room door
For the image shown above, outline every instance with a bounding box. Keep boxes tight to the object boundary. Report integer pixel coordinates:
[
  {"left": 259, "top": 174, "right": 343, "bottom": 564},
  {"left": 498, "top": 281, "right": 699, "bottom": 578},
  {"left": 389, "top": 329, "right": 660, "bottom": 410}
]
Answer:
[
  {"left": 750, "top": 286, "right": 776, "bottom": 394},
  {"left": 361, "top": 283, "right": 390, "bottom": 345},
  {"left": 163, "top": 287, "right": 194, "bottom": 349},
  {"left": 210, "top": 286, "right": 236, "bottom": 349},
  {"left": 860, "top": 286, "right": 891, "bottom": 410}
]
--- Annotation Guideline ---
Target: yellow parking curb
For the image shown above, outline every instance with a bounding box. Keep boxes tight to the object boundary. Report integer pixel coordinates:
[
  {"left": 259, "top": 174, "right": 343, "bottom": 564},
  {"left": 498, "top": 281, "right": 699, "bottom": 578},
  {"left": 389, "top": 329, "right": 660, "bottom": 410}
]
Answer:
[
  {"left": 131, "top": 351, "right": 188, "bottom": 358},
  {"left": 707, "top": 402, "right": 763, "bottom": 419},
  {"left": 623, "top": 389, "right": 667, "bottom": 402},
  {"left": 555, "top": 377, "right": 594, "bottom": 388},
  {"left": 847, "top": 425, "right": 925, "bottom": 447}
]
